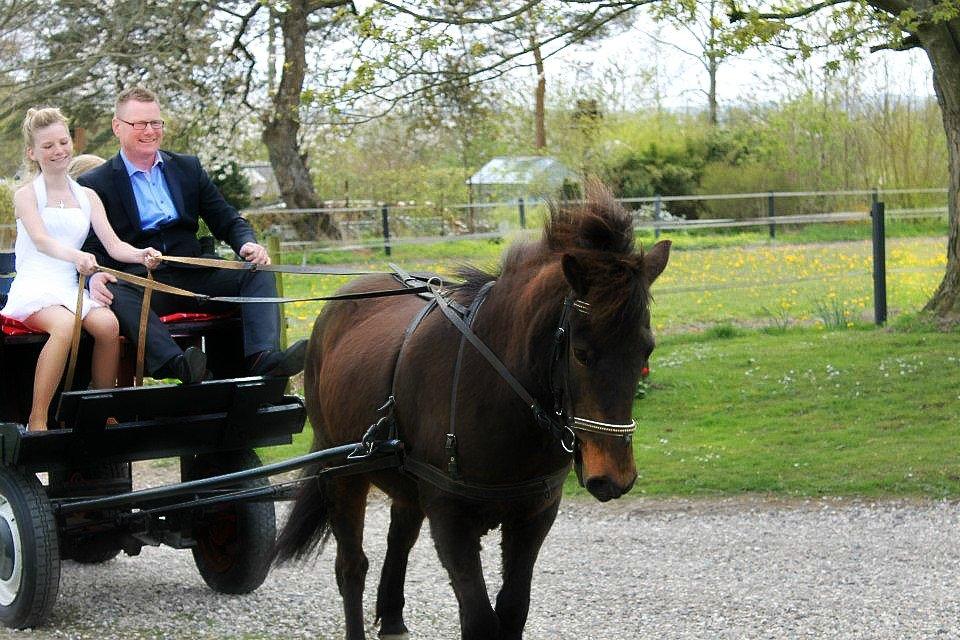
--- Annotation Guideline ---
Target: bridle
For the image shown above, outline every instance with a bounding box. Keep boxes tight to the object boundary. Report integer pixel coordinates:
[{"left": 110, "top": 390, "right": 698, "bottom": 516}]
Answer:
[
  {"left": 419, "top": 274, "right": 637, "bottom": 455},
  {"left": 546, "top": 295, "right": 637, "bottom": 453}
]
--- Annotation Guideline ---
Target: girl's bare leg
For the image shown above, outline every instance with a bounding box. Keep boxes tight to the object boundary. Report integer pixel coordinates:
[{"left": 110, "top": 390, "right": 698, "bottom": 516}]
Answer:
[
  {"left": 23, "top": 306, "right": 76, "bottom": 431},
  {"left": 82, "top": 308, "right": 120, "bottom": 389}
]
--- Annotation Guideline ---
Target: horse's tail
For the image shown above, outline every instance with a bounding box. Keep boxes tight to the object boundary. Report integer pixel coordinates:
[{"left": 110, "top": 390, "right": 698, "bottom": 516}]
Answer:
[
  {"left": 274, "top": 464, "right": 332, "bottom": 564},
  {"left": 276, "top": 314, "right": 334, "bottom": 564}
]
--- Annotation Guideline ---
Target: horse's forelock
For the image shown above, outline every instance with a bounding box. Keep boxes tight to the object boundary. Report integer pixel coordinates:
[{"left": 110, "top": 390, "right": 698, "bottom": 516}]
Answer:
[
  {"left": 566, "top": 249, "right": 650, "bottom": 336},
  {"left": 458, "top": 183, "right": 648, "bottom": 334},
  {"left": 545, "top": 182, "right": 634, "bottom": 256},
  {"left": 542, "top": 182, "right": 646, "bottom": 332}
]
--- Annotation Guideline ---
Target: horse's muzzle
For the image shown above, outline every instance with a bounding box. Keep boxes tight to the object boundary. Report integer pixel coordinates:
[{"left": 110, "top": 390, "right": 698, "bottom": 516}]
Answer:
[{"left": 585, "top": 473, "right": 637, "bottom": 502}]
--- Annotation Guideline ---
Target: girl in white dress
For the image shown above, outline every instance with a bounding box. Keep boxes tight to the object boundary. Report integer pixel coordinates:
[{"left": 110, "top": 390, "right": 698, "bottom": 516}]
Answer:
[{"left": 0, "top": 107, "right": 161, "bottom": 431}]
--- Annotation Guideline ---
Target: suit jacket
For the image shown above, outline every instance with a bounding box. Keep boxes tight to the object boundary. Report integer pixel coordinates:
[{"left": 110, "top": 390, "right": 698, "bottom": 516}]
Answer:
[{"left": 78, "top": 150, "right": 256, "bottom": 273}]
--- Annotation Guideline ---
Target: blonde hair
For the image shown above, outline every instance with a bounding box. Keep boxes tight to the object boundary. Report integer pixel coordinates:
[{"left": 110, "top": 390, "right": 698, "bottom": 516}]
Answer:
[
  {"left": 116, "top": 86, "right": 159, "bottom": 115},
  {"left": 68, "top": 153, "right": 105, "bottom": 179},
  {"left": 22, "top": 107, "right": 70, "bottom": 176}
]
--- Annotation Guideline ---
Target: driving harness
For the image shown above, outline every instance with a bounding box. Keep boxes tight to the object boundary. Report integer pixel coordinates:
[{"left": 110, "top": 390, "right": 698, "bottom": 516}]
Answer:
[{"left": 362, "top": 264, "right": 637, "bottom": 502}]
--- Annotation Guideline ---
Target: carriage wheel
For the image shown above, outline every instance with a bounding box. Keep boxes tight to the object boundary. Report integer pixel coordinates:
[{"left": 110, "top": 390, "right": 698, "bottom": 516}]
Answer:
[
  {"left": 0, "top": 467, "right": 60, "bottom": 629},
  {"left": 181, "top": 449, "right": 275, "bottom": 594}
]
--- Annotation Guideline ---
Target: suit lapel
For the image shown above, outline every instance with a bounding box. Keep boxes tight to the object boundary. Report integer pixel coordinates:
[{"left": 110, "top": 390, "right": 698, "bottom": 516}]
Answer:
[
  {"left": 160, "top": 151, "right": 187, "bottom": 219},
  {"left": 111, "top": 153, "right": 142, "bottom": 231}
]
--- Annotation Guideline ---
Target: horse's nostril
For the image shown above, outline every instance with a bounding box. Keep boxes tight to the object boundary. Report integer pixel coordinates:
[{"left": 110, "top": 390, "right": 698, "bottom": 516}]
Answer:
[{"left": 585, "top": 476, "right": 618, "bottom": 502}]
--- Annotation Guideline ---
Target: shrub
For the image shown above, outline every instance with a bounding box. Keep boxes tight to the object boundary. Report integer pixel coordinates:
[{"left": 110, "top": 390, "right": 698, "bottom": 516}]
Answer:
[
  {"left": 210, "top": 161, "right": 252, "bottom": 210},
  {"left": 602, "top": 141, "right": 706, "bottom": 219}
]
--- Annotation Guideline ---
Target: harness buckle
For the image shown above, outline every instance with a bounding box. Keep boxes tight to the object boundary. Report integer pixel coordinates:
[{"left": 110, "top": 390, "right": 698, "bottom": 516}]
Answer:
[
  {"left": 445, "top": 433, "right": 460, "bottom": 479},
  {"left": 559, "top": 426, "right": 576, "bottom": 454},
  {"left": 349, "top": 399, "right": 398, "bottom": 459}
]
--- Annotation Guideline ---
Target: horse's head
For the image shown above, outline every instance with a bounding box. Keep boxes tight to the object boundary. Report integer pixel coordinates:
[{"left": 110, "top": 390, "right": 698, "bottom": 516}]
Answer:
[{"left": 545, "top": 185, "right": 671, "bottom": 502}]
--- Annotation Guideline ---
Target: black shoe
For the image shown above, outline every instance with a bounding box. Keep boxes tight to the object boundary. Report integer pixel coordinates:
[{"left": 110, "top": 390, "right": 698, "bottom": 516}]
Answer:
[
  {"left": 163, "top": 346, "right": 207, "bottom": 384},
  {"left": 248, "top": 340, "right": 308, "bottom": 377}
]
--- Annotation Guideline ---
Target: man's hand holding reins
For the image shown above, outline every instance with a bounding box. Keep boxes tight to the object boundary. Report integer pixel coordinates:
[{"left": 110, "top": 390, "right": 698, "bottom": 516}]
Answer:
[
  {"left": 239, "top": 241, "right": 271, "bottom": 266},
  {"left": 141, "top": 247, "right": 162, "bottom": 269}
]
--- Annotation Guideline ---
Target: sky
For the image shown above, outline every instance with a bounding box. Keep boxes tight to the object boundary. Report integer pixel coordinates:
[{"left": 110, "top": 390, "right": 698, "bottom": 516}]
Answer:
[{"left": 551, "top": 17, "right": 937, "bottom": 113}]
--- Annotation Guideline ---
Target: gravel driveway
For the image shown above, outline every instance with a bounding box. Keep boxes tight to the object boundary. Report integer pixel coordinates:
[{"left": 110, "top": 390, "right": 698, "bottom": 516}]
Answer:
[{"left": 3, "top": 463, "right": 959, "bottom": 640}]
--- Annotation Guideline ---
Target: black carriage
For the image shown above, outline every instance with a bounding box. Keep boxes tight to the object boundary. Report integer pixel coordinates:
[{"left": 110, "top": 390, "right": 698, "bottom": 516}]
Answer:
[{"left": 0, "top": 274, "right": 308, "bottom": 629}]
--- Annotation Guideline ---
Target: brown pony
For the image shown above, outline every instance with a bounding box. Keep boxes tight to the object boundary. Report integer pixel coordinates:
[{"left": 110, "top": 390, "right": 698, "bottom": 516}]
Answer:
[{"left": 276, "top": 184, "right": 671, "bottom": 640}]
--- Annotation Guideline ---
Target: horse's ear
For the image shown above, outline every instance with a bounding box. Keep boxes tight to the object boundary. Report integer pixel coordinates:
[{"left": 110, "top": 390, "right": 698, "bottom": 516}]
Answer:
[
  {"left": 643, "top": 240, "right": 671, "bottom": 284},
  {"left": 561, "top": 253, "right": 590, "bottom": 295}
]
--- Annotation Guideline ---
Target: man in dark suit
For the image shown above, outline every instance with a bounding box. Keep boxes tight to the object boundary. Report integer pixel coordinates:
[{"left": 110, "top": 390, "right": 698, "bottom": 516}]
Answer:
[{"left": 79, "top": 86, "right": 305, "bottom": 383}]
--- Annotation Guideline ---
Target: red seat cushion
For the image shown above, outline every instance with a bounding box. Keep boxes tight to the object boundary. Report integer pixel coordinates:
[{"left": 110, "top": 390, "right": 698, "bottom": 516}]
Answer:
[
  {"left": 2, "top": 311, "right": 237, "bottom": 336},
  {"left": 158, "top": 311, "right": 237, "bottom": 323},
  {"left": 1, "top": 315, "right": 36, "bottom": 336}
]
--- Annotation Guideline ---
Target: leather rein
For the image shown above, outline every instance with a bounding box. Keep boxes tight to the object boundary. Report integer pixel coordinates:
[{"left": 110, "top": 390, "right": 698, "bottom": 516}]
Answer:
[{"left": 63, "top": 255, "right": 637, "bottom": 502}]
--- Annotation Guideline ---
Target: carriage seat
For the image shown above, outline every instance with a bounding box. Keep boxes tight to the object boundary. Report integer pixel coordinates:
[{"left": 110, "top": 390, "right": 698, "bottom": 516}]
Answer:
[
  {"left": 0, "top": 246, "right": 239, "bottom": 336},
  {"left": 0, "top": 244, "right": 250, "bottom": 379},
  {"left": 1, "top": 311, "right": 238, "bottom": 337}
]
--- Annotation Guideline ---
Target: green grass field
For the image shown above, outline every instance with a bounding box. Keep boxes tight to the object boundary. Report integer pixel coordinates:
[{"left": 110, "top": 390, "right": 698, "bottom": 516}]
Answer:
[
  {"left": 615, "top": 327, "right": 960, "bottom": 497},
  {"left": 264, "top": 228, "right": 959, "bottom": 498}
]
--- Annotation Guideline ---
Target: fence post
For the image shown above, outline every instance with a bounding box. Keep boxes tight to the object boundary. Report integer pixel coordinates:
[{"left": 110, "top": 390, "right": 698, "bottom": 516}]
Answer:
[
  {"left": 518, "top": 197, "right": 526, "bottom": 229},
  {"left": 267, "top": 234, "right": 288, "bottom": 349},
  {"left": 767, "top": 192, "right": 776, "bottom": 239},
  {"left": 439, "top": 195, "right": 445, "bottom": 236},
  {"left": 381, "top": 204, "right": 391, "bottom": 256},
  {"left": 871, "top": 200, "right": 887, "bottom": 325},
  {"left": 654, "top": 194, "right": 662, "bottom": 239}
]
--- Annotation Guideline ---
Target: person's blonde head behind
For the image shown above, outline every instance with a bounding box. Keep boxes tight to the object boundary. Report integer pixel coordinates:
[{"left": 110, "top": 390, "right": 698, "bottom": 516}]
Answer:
[
  {"left": 21, "top": 107, "right": 69, "bottom": 177},
  {"left": 68, "top": 154, "right": 105, "bottom": 179}
]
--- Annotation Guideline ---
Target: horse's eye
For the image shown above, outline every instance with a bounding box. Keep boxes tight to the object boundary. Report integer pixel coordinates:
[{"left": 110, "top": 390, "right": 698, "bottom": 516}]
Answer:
[{"left": 573, "top": 347, "right": 592, "bottom": 365}]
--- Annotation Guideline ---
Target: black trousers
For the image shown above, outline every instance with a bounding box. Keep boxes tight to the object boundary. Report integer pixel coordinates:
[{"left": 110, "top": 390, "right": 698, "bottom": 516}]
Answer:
[{"left": 106, "top": 266, "right": 280, "bottom": 376}]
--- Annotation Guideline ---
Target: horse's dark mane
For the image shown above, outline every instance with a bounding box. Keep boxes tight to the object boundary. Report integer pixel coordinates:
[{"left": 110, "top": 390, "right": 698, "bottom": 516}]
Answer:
[
  {"left": 455, "top": 182, "right": 649, "bottom": 335},
  {"left": 455, "top": 264, "right": 498, "bottom": 297}
]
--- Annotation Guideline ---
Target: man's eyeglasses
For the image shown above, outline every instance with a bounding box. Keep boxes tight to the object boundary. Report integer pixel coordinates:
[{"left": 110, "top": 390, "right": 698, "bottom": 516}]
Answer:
[{"left": 117, "top": 118, "right": 164, "bottom": 130}]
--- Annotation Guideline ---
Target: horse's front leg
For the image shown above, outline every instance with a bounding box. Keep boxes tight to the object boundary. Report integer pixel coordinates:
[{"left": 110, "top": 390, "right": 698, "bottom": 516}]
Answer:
[
  {"left": 376, "top": 500, "right": 425, "bottom": 638},
  {"left": 495, "top": 499, "right": 561, "bottom": 640},
  {"left": 428, "top": 506, "right": 499, "bottom": 640}
]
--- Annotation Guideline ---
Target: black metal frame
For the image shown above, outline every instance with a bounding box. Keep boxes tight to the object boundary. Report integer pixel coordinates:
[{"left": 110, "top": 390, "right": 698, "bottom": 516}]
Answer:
[{"left": 0, "top": 376, "right": 305, "bottom": 472}]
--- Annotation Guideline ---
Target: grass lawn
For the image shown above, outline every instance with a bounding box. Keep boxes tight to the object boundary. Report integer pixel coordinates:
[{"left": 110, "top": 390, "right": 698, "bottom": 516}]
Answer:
[
  {"left": 611, "top": 326, "right": 960, "bottom": 498},
  {"left": 263, "top": 324, "right": 960, "bottom": 499}
]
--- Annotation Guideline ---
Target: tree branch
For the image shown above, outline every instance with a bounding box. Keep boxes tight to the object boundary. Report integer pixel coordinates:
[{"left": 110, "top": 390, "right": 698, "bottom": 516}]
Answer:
[
  {"left": 729, "top": 0, "right": 850, "bottom": 22},
  {"left": 870, "top": 32, "right": 921, "bottom": 51},
  {"left": 376, "top": 0, "right": 544, "bottom": 25}
]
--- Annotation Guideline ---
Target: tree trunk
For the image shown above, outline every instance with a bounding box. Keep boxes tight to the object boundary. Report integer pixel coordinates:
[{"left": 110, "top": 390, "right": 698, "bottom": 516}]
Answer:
[
  {"left": 707, "top": 52, "right": 718, "bottom": 126},
  {"left": 532, "top": 37, "right": 546, "bottom": 150},
  {"left": 918, "top": 17, "right": 960, "bottom": 319},
  {"left": 706, "top": 0, "right": 718, "bottom": 126},
  {"left": 261, "top": 0, "right": 340, "bottom": 240}
]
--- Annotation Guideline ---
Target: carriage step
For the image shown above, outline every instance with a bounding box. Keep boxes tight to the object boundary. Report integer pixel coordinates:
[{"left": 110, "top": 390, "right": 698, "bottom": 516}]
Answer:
[{"left": 54, "top": 376, "right": 289, "bottom": 428}]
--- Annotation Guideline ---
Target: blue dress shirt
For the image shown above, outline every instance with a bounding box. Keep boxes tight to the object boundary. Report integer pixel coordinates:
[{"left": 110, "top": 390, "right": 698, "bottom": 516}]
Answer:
[{"left": 120, "top": 150, "right": 179, "bottom": 231}]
